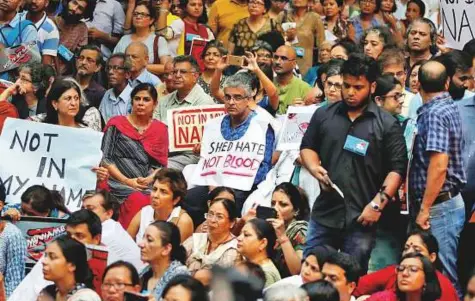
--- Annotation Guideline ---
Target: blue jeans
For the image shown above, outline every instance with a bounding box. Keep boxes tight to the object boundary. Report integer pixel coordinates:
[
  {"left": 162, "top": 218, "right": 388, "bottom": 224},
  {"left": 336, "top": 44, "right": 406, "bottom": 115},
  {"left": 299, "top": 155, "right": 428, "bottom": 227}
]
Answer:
[
  {"left": 429, "top": 194, "right": 465, "bottom": 298},
  {"left": 304, "top": 218, "right": 376, "bottom": 273}
]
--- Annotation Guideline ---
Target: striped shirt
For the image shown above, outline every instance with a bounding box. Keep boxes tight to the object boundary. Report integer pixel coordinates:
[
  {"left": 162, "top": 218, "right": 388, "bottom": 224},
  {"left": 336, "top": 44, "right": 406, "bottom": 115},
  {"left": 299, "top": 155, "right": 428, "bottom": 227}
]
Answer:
[{"left": 19, "top": 12, "right": 59, "bottom": 56}]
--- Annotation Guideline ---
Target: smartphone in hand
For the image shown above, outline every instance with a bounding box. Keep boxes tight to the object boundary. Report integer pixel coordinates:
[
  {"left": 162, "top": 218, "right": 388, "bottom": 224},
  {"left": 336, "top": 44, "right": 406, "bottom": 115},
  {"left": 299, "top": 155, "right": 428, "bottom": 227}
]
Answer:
[{"left": 256, "top": 206, "right": 277, "bottom": 220}]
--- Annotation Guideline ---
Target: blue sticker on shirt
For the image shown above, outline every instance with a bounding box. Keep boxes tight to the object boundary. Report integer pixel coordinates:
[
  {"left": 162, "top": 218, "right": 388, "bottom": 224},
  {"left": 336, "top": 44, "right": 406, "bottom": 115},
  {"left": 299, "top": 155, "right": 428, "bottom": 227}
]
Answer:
[
  {"left": 343, "top": 135, "right": 369, "bottom": 156},
  {"left": 294, "top": 47, "right": 305, "bottom": 58},
  {"left": 58, "top": 44, "right": 74, "bottom": 61},
  {"left": 186, "top": 33, "right": 201, "bottom": 42}
]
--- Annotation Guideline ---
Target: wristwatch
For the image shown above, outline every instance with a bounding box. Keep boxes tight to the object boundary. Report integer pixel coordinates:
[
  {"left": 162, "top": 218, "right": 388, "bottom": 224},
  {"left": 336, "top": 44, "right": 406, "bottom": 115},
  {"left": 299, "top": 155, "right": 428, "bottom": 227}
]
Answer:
[{"left": 370, "top": 201, "right": 382, "bottom": 212}]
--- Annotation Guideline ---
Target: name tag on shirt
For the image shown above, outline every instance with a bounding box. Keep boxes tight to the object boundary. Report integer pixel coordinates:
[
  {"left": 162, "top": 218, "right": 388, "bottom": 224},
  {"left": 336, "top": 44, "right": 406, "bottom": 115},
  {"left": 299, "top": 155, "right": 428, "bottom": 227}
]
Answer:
[
  {"left": 294, "top": 46, "right": 305, "bottom": 58},
  {"left": 58, "top": 44, "right": 74, "bottom": 61},
  {"left": 343, "top": 135, "right": 369, "bottom": 156},
  {"left": 186, "top": 33, "right": 201, "bottom": 42}
]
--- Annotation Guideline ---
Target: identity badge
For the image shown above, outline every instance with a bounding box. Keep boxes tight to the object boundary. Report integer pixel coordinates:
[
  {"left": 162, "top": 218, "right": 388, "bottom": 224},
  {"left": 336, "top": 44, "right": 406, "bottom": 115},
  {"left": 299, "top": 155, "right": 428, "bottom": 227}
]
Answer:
[
  {"left": 58, "top": 44, "right": 74, "bottom": 61},
  {"left": 294, "top": 47, "right": 305, "bottom": 58},
  {"left": 343, "top": 135, "right": 369, "bottom": 156}
]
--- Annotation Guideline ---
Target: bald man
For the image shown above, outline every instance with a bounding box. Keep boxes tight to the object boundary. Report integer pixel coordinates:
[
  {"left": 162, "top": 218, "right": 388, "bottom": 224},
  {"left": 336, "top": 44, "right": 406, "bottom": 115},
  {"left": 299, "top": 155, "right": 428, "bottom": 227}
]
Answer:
[
  {"left": 410, "top": 60, "right": 466, "bottom": 297},
  {"left": 272, "top": 45, "right": 311, "bottom": 114},
  {"left": 125, "top": 42, "right": 161, "bottom": 87}
]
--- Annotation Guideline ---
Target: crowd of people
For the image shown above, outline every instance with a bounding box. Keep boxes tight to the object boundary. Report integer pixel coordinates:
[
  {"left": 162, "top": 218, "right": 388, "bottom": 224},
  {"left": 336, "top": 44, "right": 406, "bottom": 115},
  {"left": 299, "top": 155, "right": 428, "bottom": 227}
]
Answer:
[{"left": 0, "top": 0, "right": 475, "bottom": 299}]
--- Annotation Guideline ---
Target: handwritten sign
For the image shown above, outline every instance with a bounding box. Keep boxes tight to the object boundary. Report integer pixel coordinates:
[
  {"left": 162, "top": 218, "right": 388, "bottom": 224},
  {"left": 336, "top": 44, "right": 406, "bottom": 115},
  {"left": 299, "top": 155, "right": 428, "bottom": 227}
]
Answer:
[
  {"left": 276, "top": 105, "right": 318, "bottom": 151},
  {"left": 0, "top": 118, "right": 103, "bottom": 212},
  {"left": 167, "top": 105, "right": 226, "bottom": 152},
  {"left": 192, "top": 115, "right": 268, "bottom": 191},
  {"left": 440, "top": 0, "right": 475, "bottom": 50}
]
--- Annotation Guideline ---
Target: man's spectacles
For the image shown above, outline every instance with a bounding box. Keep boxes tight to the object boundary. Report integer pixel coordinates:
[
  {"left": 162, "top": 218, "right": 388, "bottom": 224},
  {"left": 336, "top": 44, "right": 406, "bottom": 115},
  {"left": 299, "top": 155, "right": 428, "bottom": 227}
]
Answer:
[
  {"left": 273, "top": 55, "right": 295, "bottom": 62},
  {"left": 396, "top": 265, "right": 423, "bottom": 274},
  {"left": 101, "top": 283, "right": 135, "bottom": 290},
  {"left": 105, "top": 65, "right": 126, "bottom": 72},
  {"left": 133, "top": 12, "right": 150, "bottom": 18},
  {"left": 384, "top": 71, "right": 406, "bottom": 78},
  {"left": 171, "top": 69, "right": 196, "bottom": 76},
  {"left": 223, "top": 94, "right": 248, "bottom": 102}
]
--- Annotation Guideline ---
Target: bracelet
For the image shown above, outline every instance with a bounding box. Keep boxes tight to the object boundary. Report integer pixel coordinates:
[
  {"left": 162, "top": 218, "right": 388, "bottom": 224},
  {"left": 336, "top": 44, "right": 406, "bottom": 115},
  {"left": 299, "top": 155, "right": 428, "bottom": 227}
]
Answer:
[
  {"left": 159, "top": 8, "right": 169, "bottom": 13},
  {"left": 278, "top": 236, "right": 290, "bottom": 245}
]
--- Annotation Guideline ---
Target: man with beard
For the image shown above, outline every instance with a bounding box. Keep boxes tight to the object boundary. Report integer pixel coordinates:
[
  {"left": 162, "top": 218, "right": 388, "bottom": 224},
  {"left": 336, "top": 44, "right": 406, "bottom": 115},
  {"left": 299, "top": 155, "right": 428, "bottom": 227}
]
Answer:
[
  {"left": 406, "top": 18, "right": 435, "bottom": 77},
  {"left": 22, "top": 0, "right": 59, "bottom": 66},
  {"left": 409, "top": 60, "right": 466, "bottom": 297},
  {"left": 273, "top": 45, "right": 311, "bottom": 114},
  {"left": 435, "top": 50, "right": 474, "bottom": 101},
  {"left": 300, "top": 53, "right": 407, "bottom": 273},
  {"left": 55, "top": 0, "right": 96, "bottom": 75},
  {"left": 75, "top": 44, "right": 106, "bottom": 108}
]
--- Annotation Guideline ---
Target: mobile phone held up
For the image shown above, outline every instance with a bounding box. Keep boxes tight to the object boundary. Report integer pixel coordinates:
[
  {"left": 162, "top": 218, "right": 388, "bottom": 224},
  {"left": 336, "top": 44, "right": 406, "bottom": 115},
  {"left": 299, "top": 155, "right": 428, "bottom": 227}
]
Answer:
[
  {"left": 256, "top": 206, "right": 277, "bottom": 220},
  {"left": 227, "top": 55, "right": 245, "bottom": 67}
]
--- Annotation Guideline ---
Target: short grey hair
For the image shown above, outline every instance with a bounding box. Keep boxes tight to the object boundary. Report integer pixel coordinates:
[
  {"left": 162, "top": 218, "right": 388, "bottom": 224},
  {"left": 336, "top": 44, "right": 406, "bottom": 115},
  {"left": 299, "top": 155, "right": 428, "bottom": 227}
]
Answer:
[
  {"left": 223, "top": 72, "right": 254, "bottom": 97},
  {"left": 326, "top": 58, "right": 345, "bottom": 78},
  {"left": 264, "top": 285, "right": 308, "bottom": 301}
]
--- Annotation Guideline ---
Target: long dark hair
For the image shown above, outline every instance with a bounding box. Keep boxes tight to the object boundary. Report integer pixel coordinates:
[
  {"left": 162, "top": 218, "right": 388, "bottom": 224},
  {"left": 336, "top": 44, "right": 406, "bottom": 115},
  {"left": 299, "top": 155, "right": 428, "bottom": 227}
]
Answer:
[
  {"left": 149, "top": 221, "right": 187, "bottom": 264},
  {"left": 373, "top": 74, "right": 401, "bottom": 98},
  {"left": 54, "top": 235, "right": 94, "bottom": 288},
  {"left": 44, "top": 79, "right": 83, "bottom": 125},
  {"left": 247, "top": 218, "right": 277, "bottom": 258},
  {"left": 404, "top": 229, "right": 442, "bottom": 270},
  {"left": 179, "top": 0, "right": 208, "bottom": 24},
  {"left": 21, "top": 185, "right": 70, "bottom": 215},
  {"left": 396, "top": 253, "right": 441, "bottom": 301},
  {"left": 273, "top": 182, "right": 310, "bottom": 221}
]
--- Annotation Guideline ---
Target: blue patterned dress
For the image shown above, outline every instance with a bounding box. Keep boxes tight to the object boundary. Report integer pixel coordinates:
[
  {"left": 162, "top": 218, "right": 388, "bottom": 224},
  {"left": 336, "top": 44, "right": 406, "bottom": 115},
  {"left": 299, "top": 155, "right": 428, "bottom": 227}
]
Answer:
[{"left": 0, "top": 222, "right": 27, "bottom": 297}]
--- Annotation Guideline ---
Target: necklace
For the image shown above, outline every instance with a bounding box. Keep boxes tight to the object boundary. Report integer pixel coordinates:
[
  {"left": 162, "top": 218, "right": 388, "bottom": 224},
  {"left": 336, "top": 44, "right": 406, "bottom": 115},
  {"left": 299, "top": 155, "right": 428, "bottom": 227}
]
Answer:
[{"left": 128, "top": 116, "right": 151, "bottom": 134}]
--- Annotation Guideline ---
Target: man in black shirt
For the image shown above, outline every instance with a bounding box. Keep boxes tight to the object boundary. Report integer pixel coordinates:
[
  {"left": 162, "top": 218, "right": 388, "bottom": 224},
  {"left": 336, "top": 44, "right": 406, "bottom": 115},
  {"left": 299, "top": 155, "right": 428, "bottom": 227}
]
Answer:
[{"left": 300, "top": 53, "right": 407, "bottom": 272}]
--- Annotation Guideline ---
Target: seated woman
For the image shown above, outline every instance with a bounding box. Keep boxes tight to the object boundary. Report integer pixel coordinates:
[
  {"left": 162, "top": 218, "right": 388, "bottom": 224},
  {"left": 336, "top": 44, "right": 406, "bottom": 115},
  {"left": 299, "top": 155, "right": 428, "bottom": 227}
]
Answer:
[
  {"left": 186, "top": 72, "right": 275, "bottom": 226},
  {"left": 183, "top": 198, "right": 240, "bottom": 280},
  {"left": 267, "top": 182, "right": 310, "bottom": 277},
  {"left": 162, "top": 275, "right": 209, "bottom": 301},
  {"left": 237, "top": 218, "right": 281, "bottom": 288},
  {"left": 197, "top": 41, "right": 228, "bottom": 100},
  {"left": 38, "top": 236, "right": 100, "bottom": 301},
  {"left": 354, "top": 230, "right": 459, "bottom": 301},
  {"left": 366, "top": 252, "right": 441, "bottom": 301},
  {"left": 361, "top": 26, "right": 396, "bottom": 60},
  {"left": 0, "top": 63, "right": 48, "bottom": 119},
  {"left": 101, "top": 83, "right": 168, "bottom": 227},
  {"left": 138, "top": 221, "right": 190, "bottom": 300},
  {"left": 2, "top": 185, "right": 70, "bottom": 220},
  {"left": 195, "top": 186, "right": 236, "bottom": 233},
  {"left": 0, "top": 216, "right": 27, "bottom": 298},
  {"left": 127, "top": 168, "right": 194, "bottom": 243}
]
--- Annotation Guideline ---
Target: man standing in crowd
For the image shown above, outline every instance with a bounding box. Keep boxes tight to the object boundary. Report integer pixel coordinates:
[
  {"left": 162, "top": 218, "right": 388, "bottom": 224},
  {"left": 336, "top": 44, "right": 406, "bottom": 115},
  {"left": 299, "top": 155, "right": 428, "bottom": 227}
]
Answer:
[
  {"left": 99, "top": 53, "right": 132, "bottom": 122},
  {"left": 409, "top": 60, "right": 466, "bottom": 295},
  {"left": 23, "top": 0, "right": 59, "bottom": 66},
  {"left": 125, "top": 42, "right": 161, "bottom": 88},
  {"left": 273, "top": 45, "right": 311, "bottom": 114},
  {"left": 406, "top": 18, "right": 435, "bottom": 73},
  {"left": 55, "top": 0, "right": 96, "bottom": 75},
  {"left": 378, "top": 48, "right": 414, "bottom": 117},
  {"left": 300, "top": 53, "right": 407, "bottom": 272},
  {"left": 86, "top": 0, "right": 125, "bottom": 59},
  {"left": 322, "top": 252, "right": 361, "bottom": 301},
  {"left": 75, "top": 45, "right": 106, "bottom": 108},
  {"left": 436, "top": 50, "right": 474, "bottom": 101},
  {"left": 156, "top": 55, "right": 214, "bottom": 170}
]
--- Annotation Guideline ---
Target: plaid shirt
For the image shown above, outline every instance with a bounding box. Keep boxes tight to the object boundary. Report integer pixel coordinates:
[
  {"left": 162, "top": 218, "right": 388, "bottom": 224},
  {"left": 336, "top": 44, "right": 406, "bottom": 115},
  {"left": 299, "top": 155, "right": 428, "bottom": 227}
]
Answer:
[{"left": 409, "top": 92, "right": 466, "bottom": 199}]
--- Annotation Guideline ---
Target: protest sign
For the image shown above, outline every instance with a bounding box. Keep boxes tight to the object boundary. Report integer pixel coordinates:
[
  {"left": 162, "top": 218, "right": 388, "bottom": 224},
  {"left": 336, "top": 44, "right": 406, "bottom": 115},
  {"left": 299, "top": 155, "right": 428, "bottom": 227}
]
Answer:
[
  {"left": 276, "top": 105, "right": 318, "bottom": 151},
  {"left": 192, "top": 115, "right": 269, "bottom": 191},
  {"left": 0, "top": 118, "right": 103, "bottom": 212},
  {"left": 167, "top": 105, "right": 226, "bottom": 152},
  {"left": 0, "top": 42, "right": 41, "bottom": 73},
  {"left": 0, "top": 216, "right": 67, "bottom": 269},
  {"left": 440, "top": 0, "right": 475, "bottom": 50}
]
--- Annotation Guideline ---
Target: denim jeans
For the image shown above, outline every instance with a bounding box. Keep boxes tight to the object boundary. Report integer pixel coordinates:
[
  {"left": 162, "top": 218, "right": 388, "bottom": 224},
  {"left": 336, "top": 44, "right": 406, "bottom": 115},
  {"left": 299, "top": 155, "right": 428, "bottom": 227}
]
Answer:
[
  {"left": 429, "top": 194, "right": 465, "bottom": 298},
  {"left": 304, "top": 218, "right": 376, "bottom": 273}
]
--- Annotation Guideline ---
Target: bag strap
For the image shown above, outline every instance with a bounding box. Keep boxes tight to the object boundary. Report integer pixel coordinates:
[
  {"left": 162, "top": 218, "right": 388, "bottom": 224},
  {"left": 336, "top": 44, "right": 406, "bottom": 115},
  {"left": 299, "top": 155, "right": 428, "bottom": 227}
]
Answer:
[{"left": 153, "top": 34, "right": 159, "bottom": 64}]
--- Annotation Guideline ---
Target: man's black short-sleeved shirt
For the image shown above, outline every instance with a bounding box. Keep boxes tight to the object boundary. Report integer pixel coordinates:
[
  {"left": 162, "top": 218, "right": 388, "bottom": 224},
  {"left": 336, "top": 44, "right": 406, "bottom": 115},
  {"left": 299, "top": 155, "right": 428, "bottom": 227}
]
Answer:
[{"left": 300, "top": 101, "right": 408, "bottom": 229}]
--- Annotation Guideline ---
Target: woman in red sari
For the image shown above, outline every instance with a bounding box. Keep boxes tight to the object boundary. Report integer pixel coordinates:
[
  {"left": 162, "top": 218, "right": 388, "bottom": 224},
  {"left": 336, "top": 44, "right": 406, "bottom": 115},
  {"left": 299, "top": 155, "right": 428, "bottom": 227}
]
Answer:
[{"left": 102, "top": 83, "right": 168, "bottom": 228}]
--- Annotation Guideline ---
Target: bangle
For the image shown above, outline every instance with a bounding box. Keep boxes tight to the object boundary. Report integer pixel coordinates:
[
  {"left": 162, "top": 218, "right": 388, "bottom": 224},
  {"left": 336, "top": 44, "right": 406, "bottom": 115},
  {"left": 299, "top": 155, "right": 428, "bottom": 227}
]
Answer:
[
  {"left": 159, "top": 8, "right": 169, "bottom": 13},
  {"left": 278, "top": 236, "right": 290, "bottom": 245}
]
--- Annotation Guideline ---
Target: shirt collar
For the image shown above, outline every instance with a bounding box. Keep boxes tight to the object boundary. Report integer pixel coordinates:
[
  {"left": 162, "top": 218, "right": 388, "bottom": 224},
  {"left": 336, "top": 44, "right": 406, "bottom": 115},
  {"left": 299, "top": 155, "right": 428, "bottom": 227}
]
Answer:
[
  {"left": 417, "top": 92, "right": 452, "bottom": 115},
  {"left": 172, "top": 84, "right": 199, "bottom": 105},
  {"left": 1, "top": 12, "right": 22, "bottom": 28},
  {"left": 336, "top": 99, "right": 378, "bottom": 116}
]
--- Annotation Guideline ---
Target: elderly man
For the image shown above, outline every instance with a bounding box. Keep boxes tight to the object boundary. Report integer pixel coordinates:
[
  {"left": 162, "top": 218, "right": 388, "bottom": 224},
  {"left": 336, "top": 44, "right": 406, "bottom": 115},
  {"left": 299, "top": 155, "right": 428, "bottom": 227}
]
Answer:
[
  {"left": 186, "top": 72, "right": 275, "bottom": 226},
  {"left": 75, "top": 44, "right": 106, "bottom": 108},
  {"left": 125, "top": 42, "right": 161, "bottom": 88},
  {"left": 155, "top": 55, "right": 215, "bottom": 171}
]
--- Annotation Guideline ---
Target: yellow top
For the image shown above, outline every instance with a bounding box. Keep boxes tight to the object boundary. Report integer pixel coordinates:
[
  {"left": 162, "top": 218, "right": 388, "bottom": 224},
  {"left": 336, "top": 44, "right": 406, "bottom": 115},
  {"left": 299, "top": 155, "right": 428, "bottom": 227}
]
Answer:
[{"left": 208, "top": 0, "right": 249, "bottom": 48}]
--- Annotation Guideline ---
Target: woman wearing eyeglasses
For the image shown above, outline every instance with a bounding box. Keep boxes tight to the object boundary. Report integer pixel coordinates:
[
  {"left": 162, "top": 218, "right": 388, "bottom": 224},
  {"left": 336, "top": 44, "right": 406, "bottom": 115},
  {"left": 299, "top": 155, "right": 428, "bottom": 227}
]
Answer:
[
  {"left": 183, "top": 198, "right": 240, "bottom": 285},
  {"left": 101, "top": 261, "right": 142, "bottom": 301},
  {"left": 373, "top": 74, "right": 406, "bottom": 123},
  {"left": 365, "top": 252, "right": 441, "bottom": 301}
]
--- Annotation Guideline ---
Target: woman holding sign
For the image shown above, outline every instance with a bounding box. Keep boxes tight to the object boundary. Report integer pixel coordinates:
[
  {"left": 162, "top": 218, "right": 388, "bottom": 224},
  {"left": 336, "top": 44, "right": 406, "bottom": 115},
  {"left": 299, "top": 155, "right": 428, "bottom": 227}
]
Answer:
[
  {"left": 185, "top": 72, "right": 275, "bottom": 226},
  {"left": 102, "top": 83, "right": 168, "bottom": 226}
]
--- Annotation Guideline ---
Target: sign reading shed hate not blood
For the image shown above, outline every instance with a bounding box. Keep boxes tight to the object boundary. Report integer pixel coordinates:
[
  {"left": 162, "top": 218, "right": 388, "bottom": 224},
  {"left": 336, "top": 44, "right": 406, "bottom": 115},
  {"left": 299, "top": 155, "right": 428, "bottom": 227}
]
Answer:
[{"left": 167, "top": 105, "right": 226, "bottom": 152}]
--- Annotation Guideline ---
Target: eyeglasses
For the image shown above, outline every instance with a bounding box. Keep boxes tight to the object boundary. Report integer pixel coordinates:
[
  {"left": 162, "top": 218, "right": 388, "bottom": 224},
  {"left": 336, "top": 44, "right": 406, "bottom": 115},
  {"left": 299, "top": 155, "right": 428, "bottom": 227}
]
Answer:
[
  {"left": 223, "top": 94, "right": 249, "bottom": 102},
  {"left": 204, "top": 212, "right": 226, "bottom": 222},
  {"left": 325, "top": 81, "right": 343, "bottom": 90},
  {"left": 382, "top": 93, "right": 404, "bottom": 101},
  {"left": 396, "top": 265, "right": 423, "bottom": 274},
  {"left": 101, "top": 283, "right": 134, "bottom": 290},
  {"left": 105, "top": 65, "right": 126, "bottom": 72},
  {"left": 171, "top": 69, "right": 196, "bottom": 76},
  {"left": 133, "top": 12, "right": 150, "bottom": 18},
  {"left": 273, "top": 55, "right": 295, "bottom": 62}
]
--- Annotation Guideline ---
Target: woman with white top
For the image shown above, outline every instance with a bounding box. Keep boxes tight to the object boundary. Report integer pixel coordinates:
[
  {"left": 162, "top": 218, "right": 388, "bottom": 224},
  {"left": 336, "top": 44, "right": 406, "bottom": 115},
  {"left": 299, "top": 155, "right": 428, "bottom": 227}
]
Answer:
[{"left": 127, "top": 168, "right": 194, "bottom": 243}]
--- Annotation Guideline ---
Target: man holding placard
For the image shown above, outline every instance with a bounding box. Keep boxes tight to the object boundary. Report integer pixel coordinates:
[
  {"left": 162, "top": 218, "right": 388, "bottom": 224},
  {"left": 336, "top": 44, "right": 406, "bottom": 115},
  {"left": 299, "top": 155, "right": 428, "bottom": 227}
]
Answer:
[{"left": 187, "top": 72, "right": 275, "bottom": 225}]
